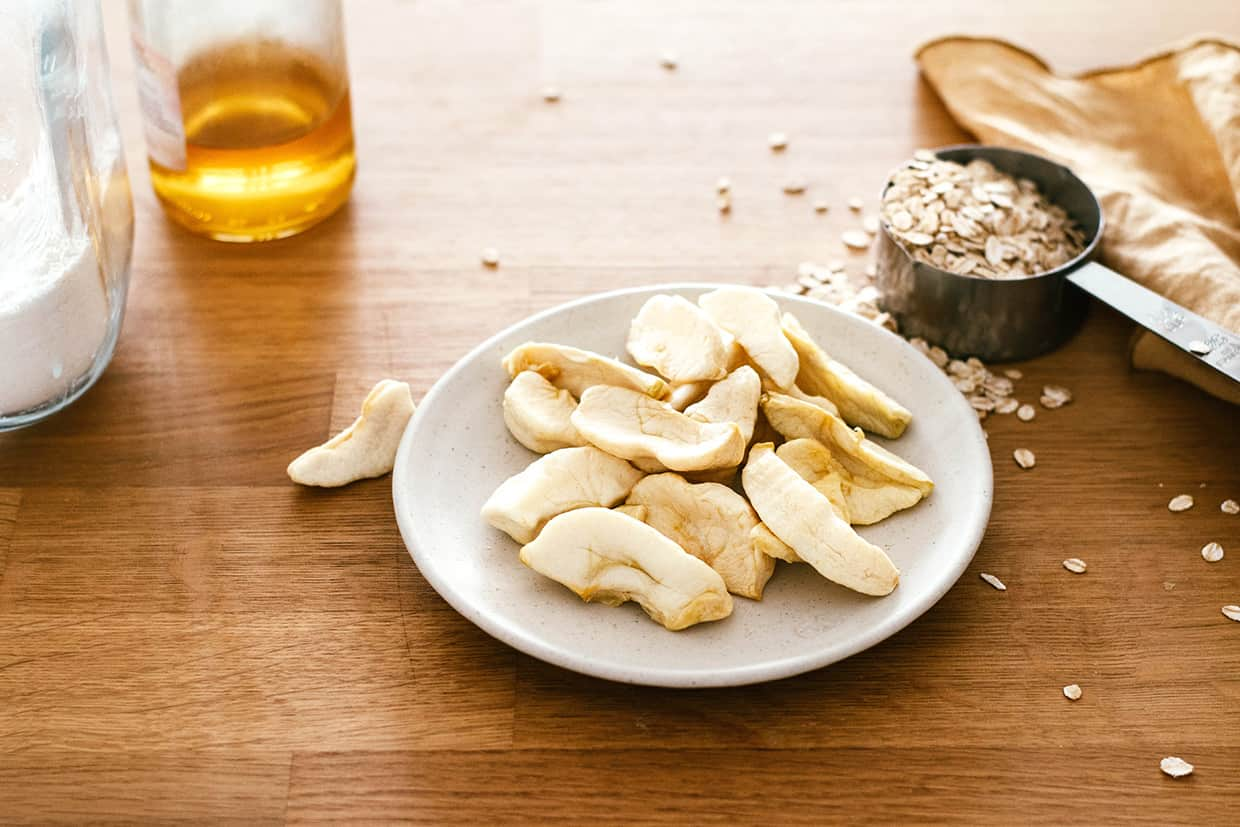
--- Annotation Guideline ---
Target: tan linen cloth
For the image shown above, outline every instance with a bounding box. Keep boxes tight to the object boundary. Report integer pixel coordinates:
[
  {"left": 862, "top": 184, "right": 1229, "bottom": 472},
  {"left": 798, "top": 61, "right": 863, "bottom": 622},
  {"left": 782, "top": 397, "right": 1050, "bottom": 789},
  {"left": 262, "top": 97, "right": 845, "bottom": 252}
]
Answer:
[{"left": 915, "top": 36, "right": 1240, "bottom": 404}]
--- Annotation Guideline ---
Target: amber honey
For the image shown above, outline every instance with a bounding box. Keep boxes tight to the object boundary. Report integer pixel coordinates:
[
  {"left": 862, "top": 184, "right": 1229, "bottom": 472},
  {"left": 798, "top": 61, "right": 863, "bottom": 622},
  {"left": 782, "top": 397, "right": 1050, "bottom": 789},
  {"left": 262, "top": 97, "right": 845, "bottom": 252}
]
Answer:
[{"left": 149, "top": 40, "right": 355, "bottom": 242}]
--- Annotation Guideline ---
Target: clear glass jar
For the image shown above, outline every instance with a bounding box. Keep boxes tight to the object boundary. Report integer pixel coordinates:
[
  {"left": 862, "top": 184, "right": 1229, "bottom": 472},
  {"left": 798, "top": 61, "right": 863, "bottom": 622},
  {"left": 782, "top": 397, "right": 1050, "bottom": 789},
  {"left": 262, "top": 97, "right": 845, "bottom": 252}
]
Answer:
[
  {"left": 128, "top": 0, "right": 356, "bottom": 242},
  {"left": 0, "top": 0, "right": 134, "bottom": 431}
]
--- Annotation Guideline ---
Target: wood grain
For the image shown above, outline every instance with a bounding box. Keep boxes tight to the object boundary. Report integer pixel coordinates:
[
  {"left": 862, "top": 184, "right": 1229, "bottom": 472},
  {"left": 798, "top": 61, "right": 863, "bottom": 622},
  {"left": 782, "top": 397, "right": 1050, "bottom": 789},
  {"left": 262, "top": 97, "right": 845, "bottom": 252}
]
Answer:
[{"left": 1, "top": 0, "right": 1237, "bottom": 822}]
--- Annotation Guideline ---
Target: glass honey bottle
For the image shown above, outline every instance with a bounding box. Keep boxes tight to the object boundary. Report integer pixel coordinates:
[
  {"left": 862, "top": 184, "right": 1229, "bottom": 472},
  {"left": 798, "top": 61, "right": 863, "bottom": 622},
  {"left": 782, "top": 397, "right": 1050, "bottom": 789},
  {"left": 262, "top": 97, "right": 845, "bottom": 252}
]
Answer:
[{"left": 128, "top": 0, "right": 355, "bottom": 242}]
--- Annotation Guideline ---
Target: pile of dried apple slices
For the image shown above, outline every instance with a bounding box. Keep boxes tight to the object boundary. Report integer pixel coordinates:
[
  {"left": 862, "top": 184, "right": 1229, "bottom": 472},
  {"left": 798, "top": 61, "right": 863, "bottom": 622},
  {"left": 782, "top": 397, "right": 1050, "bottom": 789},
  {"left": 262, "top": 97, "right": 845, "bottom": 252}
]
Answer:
[{"left": 481, "top": 286, "right": 933, "bottom": 631}]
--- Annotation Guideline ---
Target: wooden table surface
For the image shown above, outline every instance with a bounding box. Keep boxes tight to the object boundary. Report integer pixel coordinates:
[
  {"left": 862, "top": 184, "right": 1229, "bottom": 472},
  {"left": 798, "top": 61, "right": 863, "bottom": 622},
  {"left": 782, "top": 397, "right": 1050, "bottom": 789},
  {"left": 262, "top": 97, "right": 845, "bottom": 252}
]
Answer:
[{"left": 3, "top": 1, "right": 1238, "bottom": 822}]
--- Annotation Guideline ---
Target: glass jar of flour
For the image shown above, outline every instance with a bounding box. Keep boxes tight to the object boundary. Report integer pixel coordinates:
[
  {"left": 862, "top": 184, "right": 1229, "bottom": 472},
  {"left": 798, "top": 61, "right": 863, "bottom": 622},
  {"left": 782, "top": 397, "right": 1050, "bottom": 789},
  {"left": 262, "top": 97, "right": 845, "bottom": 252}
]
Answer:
[{"left": 1, "top": 1, "right": 133, "bottom": 430}]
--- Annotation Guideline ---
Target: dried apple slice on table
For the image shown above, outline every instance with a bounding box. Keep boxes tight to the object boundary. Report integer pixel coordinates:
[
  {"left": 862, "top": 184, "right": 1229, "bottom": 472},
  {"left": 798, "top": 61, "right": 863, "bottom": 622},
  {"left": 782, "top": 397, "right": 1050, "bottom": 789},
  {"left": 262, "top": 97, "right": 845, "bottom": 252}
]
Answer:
[
  {"left": 626, "top": 473, "right": 776, "bottom": 600},
  {"left": 287, "top": 379, "right": 415, "bottom": 487},
  {"left": 519, "top": 507, "right": 733, "bottom": 631},
  {"left": 481, "top": 446, "right": 644, "bottom": 544}
]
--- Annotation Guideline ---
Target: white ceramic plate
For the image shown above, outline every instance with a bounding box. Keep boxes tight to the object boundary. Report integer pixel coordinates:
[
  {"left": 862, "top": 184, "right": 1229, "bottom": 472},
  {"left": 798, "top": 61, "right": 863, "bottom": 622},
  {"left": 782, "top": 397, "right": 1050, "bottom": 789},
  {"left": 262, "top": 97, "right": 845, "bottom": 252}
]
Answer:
[{"left": 393, "top": 284, "right": 992, "bottom": 687}]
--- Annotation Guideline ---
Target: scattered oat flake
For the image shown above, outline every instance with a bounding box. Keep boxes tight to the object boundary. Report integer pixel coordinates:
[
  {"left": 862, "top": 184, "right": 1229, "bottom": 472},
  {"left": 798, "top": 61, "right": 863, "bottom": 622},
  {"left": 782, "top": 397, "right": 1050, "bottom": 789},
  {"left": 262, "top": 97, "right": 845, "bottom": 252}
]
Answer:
[
  {"left": 659, "top": 51, "right": 678, "bottom": 70},
  {"left": 813, "top": 200, "right": 829, "bottom": 213},
  {"left": 541, "top": 86, "right": 561, "bottom": 102},
  {"left": 768, "top": 132, "right": 788, "bottom": 151},
  {"left": 1004, "top": 368, "right": 1023, "bottom": 380},
  {"left": 863, "top": 263, "right": 877, "bottom": 278},
  {"left": 1222, "top": 499, "right": 1239, "bottom": 515},
  {"left": 847, "top": 197, "right": 864, "bottom": 212},
  {"left": 481, "top": 248, "right": 500, "bottom": 267},
  {"left": 1201, "top": 542, "right": 1224, "bottom": 563},
  {"left": 1017, "top": 404, "right": 1036, "bottom": 422},
  {"left": 1163, "top": 581, "right": 1176, "bottom": 591},
  {"left": 716, "top": 176, "right": 731, "bottom": 194},
  {"left": 995, "top": 397, "right": 1019, "bottom": 415},
  {"left": 862, "top": 215, "right": 879, "bottom": 234},
  {"left": 717, "top": 194, "right": 732, "bottom": 214},
  {"left": 1160, "top": 757, "right": 1194, "bottom": 778},
  {"left": 783, "top": 180, "right": 807, "bottom": 195},
  {"left": 1168, "top": 494, "right": 1194, "bottom": 512},
  {"left": 1223, "top": 605, "right": 1240, "bottom": 622},
  {"left": 1013, "top": 448, "right": 1036, "bottom": 469},
  {"left": 841, "top": 230, "right": 871, "bottom": 250},
  {"left": 1063, "top": 684, "right": 1082, "bottom": 701},
  {"left": 1063, "top": 557, "right": 1087, "bottom": 573},
  {"left": 1188, "top": 339, "right": 1211, "bottom": 355},
  {"left": 1041, "top": 384, "right": 1072, "bottom": 407},
  {"left": 979, "top": 572, "right": 1006, "bottom": 591}
]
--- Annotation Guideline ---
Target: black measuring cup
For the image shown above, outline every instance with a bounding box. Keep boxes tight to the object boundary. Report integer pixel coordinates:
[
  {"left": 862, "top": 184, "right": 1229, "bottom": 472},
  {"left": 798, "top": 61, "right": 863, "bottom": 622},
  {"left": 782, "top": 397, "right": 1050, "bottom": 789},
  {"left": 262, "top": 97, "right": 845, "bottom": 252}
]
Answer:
[{"left": 875, "top": 145, "right": 1239, "bottom": 383}]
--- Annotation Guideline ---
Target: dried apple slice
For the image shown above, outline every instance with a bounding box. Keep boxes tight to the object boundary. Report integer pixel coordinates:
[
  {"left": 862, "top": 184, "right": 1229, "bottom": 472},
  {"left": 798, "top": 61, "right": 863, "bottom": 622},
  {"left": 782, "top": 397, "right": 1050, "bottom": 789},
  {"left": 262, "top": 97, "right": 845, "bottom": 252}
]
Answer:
[
  {"left": 761, "top": 392, "right": 932, "bottom": 496},
  {"left": 481, "top": 446, "right": 644, "bottom": 544},
  {"left": 684, "top": 365, "right": 761, "bottom": 443},
  {"left": 776, "top": 437, "right": 924, "bottom": 526},
  {"left": 503, "top": 342, "right": 668, "bottom": 400},
  {"left": 502, "top": 370, "right": 587, "bottom": 453},
  {"left": 571, "top": 385, "right": 745, "bottom": 472},
  {"left": 627, "top": 294, "right": 730, "bottom": 383},
  {"left": 287, "top": 380, "right": 414, "bottom": 487},
  {"left": 741, "top": 443, "right": 899, "bottom": 596},
  {"left": 698, "top": 287, "right": 799, "bottom": 389},
  {"left": 520, "top": 507, "right": 733, "bottom": 630},
  {"left": 627, "top": 473, "right": 775, "bottom": 599},
  {"left": 781, "top": 312, "right": 911, "bottom": 438}
]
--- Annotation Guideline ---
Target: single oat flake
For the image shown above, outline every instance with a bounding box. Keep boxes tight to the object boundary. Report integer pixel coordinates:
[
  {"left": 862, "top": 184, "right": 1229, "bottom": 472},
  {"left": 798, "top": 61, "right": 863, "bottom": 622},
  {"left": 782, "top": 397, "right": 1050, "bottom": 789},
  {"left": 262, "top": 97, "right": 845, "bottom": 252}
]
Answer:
[
  {"left": 1013, "top": 448, "right": 1036, "bottom": 469},
  {"left": 481, "top": 247, "right": 500, "bottom": 267},
  {"left": 1017, "top": 403, "right": 1036, "bottom": 421},
  {"left": 1223, "top": 605, "right": 1240, "bottom": 622},
  {"left": 659, "top": 51, "right": 678, "bottom": 70},
  {"left": 841, "top": 230, "right": 871, "bottom": 249},
  {"left": 1042, "top": 384, "right": 1073, "bottom": 405},
  {"left": 716, "top": 176, "right": 731, "bottom": 194},
  {"left": 1063, "top": 684, "right": 1082, "bottom": 701},
  {"left": 1168, "top": 494, "right": 1194, "bottom": 512},
  {"left": 541, "top": 86, "right": 561, "bottom": 102},
  {"left": 1222, "top": 499, "right": 1239, "bottom": 515},
  {"left": 783, "top": 180, "right": 807, "bottom": 195},
  {"left": 979, "top": 572, "right": 1006, "bottom": 591},
  {"left": 717, "top": 194, "right": 732, "bottom": 214},
  {"left": 847, "top": 196, "right": 864, "bottom": 212},
  {"left": 1160, "top": 756, "right": 1194, "bottom": 778},
  {"left": 813, "top": 200, "right": 829, "bottom": 213},
  {"left": 1063, "top": 557, "right": 1087, "bottom": 573},
  {"left": 995, "top": 397, "right": 1019, "bottom": 415},
  {"left": 768, "top": 132, "right": 788, "bottom": 151},
  {"left": 1201, "top": 542, "right": 1224, "bottom": 563}
]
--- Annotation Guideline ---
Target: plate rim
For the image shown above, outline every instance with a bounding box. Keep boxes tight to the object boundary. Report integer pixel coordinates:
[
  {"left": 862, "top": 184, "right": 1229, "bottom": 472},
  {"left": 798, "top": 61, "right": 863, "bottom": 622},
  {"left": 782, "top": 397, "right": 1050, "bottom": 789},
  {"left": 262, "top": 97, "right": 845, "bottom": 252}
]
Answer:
[{"left": 393, "top": 282, "right": 993, "bottom": 688}]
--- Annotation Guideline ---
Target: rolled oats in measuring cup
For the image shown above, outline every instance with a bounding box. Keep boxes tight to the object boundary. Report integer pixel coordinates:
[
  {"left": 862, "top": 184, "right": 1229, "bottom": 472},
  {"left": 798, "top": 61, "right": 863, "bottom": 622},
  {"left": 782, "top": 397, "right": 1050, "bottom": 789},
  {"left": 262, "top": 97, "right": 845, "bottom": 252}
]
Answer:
[{"left": 0, "top": 1, "right": 134, "bottom": 430}]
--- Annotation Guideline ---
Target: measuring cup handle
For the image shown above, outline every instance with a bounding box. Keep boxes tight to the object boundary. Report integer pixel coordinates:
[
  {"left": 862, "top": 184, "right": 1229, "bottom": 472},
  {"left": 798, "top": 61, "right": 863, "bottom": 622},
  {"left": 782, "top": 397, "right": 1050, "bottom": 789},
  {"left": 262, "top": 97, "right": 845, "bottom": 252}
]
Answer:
[{"left": 1066, "top": 262, "right": 1240, "bottom": 384}]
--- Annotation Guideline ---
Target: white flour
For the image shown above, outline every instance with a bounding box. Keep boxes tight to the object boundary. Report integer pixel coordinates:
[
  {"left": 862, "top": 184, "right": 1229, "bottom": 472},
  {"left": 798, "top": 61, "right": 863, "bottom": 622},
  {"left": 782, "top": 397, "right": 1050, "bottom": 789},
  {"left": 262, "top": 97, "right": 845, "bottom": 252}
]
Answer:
[{"left": 0, "top": 28, "right": 111, "bottom": 415}]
